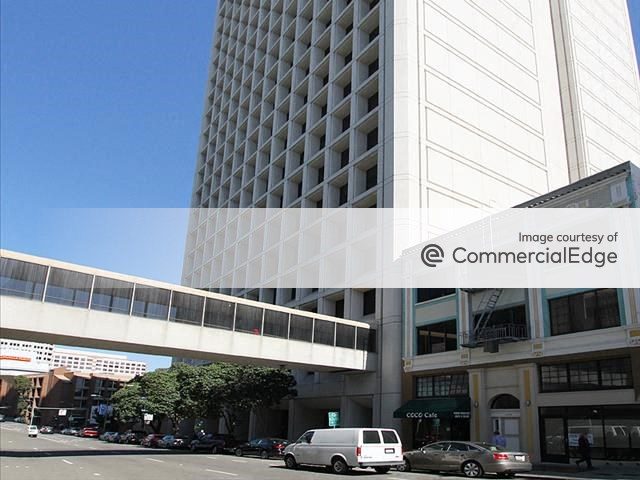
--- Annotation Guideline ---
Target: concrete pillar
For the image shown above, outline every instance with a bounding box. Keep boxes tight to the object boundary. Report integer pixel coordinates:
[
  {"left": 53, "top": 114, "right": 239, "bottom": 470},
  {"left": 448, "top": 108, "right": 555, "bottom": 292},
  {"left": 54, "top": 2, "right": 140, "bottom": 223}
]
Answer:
[
  {"left": 469, "top": 368, "right": 489, "bottom": 443},
  {"left": 340, "top": 396, "right": 372, "bottom": 427},
  {"left": 517, "top": 364, "right": 540, "bottom": 462}
]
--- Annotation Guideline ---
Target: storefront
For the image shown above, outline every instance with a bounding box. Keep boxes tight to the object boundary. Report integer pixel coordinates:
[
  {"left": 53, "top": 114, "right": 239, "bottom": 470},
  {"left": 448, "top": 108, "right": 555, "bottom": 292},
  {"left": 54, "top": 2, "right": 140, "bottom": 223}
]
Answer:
[
  {"left": 393, "top": 397, "right": 471, "bottom": 448},
  {"left": 539, "top": 404, "right": 640, "bottom": 462}
]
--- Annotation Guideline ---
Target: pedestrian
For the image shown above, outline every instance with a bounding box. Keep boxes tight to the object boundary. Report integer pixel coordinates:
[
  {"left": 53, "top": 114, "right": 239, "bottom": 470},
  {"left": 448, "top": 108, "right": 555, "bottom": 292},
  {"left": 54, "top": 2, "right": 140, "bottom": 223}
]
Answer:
[
  {"left": 491, "top": 430, "right": 507, "bottom": 447},
  {"left": 575, "top": 433, "right": 593, "bottom": 469}
]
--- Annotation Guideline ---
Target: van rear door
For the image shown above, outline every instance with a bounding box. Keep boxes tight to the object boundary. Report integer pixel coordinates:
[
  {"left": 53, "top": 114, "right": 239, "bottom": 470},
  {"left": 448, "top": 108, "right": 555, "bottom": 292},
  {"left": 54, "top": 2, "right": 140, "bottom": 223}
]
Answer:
[{"left": 358, "top": 429, "right": 401, "bottom": 464}]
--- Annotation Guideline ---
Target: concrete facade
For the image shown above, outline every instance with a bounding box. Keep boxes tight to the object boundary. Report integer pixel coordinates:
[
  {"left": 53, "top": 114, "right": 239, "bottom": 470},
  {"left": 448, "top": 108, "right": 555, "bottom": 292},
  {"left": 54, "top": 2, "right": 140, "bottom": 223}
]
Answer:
[{"left": 182, "top": 0, "right": 640, "bottom": 444}]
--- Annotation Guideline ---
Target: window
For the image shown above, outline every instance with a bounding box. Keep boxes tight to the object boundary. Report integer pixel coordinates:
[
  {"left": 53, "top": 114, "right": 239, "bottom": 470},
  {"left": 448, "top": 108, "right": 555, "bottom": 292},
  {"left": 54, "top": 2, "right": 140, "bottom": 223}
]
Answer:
[
  {"left": 335, "top": 323, "right": 355, "bottom": 348},
  {"left": 365, "top": 165, "right": 377, "bottom": 190},
  {"left": 44, "top": 267, "right": 93, "bottom": 308},
  {"left": 356, "top": 327, "right": 376, "bottom": 352},
  {"left": 340, "top": 148, "right": 350, "bottom": 168},
  {"left": 344, "top": 51, "right": 352, "bottom": 65},
  {"left": 321, "top": 104, "right": 327, "bottom": 116},
  {"left": 263, "top": 310, "right": 289, "bottom": 338},
  {"left": 417, "top": 289, "right": 456, "bottom": 303},
  {"left": 369, "top": 27, "right": 379, "bottom": 42},
  {"left": 368, "top": 59, "right": 379, "bottom": 76},
  {"left": 367, "top": 93, "right": 378, "bottom": 112},
  {"left": 381, "top": 430, "right": 399, "bottom": 444},
  {"left": 363, "top": 289, "right": 375, "bottom": 315},
  {"left": 549, "top": 289, "right": 620, "bottom": 336},
  {"left": 339, "top": 184, "right": 348, "bottom": 205},
  {"left": 540, "top": 358, "right": 632, "bottom": 392},
  {"left": 416, "top": 373, "right": 468, "bottom": 397},
  {"left": 0, "top": 258, "right": 47, "bottom": 300},
  {"left": 343, "top": 82, "right": 351, "bottom": 98},
  {"left": 314, "top": 319, "right": 335, "bottom": 345},
  {"left": 416, "top": 319, "right": 457, "bottom": 355},
  {"left": 91, "top": 276, "right": 133, "bottom": 314},
  {"left": 170, "top": 291, "right": 203, "bottom": 325},
  {"left": 363, "top": 431, "right": 381, "bottom": 443},
  {"left": 289, "top": 315, "right": 313, "bottom": 342},
  {"left": 317, "top": 167, "right": 324, "bottom": 184},
  {"left": 345, "top": 24, "right": 353, "bottom": 35},
  {"left": 335, "top": 298, "right": 344, "bottom": 317},
  {"left": 342, "top": 114, "right": 350, "bottom": 132},
  {"left": 132, "top": 285, "right": 171, "bottom": 319},
  {"left": 204, "top": 297, "right": 235, "bottom": 330},
  {"left": 366, "top": 128, "right": 378, "bottom": 149},
  {"left": 323, "top": 74, "right": 329, "bottom": 86},
  {"left": 319, "top": 134, "right": 326, "bottom": 149},
  {"left": 234, "top": 304, "right": 263, "bottom": 334}
]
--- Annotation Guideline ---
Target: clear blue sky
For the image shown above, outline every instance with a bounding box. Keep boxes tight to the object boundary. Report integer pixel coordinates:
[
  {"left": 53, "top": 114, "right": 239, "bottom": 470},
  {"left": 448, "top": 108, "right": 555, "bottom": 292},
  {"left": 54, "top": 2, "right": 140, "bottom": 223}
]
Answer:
[{"left": 0, "top": 1, "right": 639, "bottom": 371}]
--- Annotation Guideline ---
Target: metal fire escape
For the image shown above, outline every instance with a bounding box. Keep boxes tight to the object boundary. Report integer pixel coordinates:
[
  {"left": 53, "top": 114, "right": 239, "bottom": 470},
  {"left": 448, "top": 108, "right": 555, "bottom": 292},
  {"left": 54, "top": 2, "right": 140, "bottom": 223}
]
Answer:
[{"left": 460, "top": 289, "right": 528, "bottom": 352}]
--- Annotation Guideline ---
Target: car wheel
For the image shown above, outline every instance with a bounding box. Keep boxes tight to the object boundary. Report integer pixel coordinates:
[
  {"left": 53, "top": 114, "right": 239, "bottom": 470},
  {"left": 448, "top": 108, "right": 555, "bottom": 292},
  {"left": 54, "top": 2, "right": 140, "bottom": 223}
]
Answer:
[
  {"left": 374, "top": 466, "right": 390, "bottom": 474},
  {"left": 211, "top": 445, "right": 219, "bottom": 455},
  {"left": 462, "top": 460, "right": 484, "bottom": 478},
  {"left": 234, "top": 448, "right": 243, "bottom": 457},
  {"left": 284, "top": 455, "right": 297, "bottom": 469},
  {"left": 260, "top": 450, "right": 270, "bottom": 459},
  {"left": 396, "top": 459, "right": 411, "bottom": 472},
  {"left": 331, "top": 457, "right": 348, "bottom": 475}
]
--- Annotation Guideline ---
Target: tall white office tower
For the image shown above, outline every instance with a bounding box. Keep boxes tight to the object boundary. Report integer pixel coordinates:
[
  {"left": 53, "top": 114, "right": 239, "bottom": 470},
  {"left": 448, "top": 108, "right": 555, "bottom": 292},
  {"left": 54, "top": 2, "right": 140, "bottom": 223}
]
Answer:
[{"left": 182, "top": 0, "right": 640, "bottom": 441}]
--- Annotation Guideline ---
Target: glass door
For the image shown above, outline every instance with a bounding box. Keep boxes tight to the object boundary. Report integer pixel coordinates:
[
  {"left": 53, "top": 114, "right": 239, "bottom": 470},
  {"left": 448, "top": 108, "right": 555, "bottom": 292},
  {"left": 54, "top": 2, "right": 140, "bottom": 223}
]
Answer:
[{"left": 540, "top": 415, "right": 569, "bottom": 463}]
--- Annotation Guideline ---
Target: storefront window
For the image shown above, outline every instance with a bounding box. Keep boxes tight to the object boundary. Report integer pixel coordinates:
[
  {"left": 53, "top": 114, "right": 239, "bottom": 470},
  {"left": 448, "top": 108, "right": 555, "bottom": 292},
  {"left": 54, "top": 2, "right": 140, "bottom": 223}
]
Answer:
[
  {"left": 540, "top": 358, "right": 632, "bottom": 392},
  {"left": 540, "top": 405, "right": 640, "bottom": 462},
  {"left": 416, "top": 374, "right": 468, "bottom": 398}
]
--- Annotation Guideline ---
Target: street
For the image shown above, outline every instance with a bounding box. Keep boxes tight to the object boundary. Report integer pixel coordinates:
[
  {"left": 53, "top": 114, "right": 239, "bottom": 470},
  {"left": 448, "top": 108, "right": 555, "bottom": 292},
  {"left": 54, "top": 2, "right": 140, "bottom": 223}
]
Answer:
[{"left": 0, "top": 423, "right": 557, "bottom": 480}]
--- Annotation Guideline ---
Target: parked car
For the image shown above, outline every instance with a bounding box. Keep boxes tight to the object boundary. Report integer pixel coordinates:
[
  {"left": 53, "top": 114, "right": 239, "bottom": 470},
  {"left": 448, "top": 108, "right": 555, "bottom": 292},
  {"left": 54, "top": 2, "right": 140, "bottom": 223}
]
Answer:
[
  {"left": 235, "top": 438, "right": 289, "bottom": 459},
  {"left": 61, "top": 427, "right": 79, "bottom": 436},
  {"left": 284, "top": 428, "right": 403, "bottom": 474},
  {"left": 99, "top": 431, "right": 117, "bottom": 441},
  {"left": 141, "top": 433, "right": 165, "bottom": 448},
  {"left": 397, "top": 441, "right": 532, "bottom": 478},
  {"left": 190, "top": 433, "right": 228, "bottom": 453},
  {"left": 107, "top": 432, "right": 122, "bottom": 443},
  {"left": 13, "top": 416, "right": 25, "bottom": 423},
  {"left": 120, "top": 431, "right": 145, "bottom": 445},
  {"left": 0, "top": 414, "right": 5, "bottom": 422},
  {"left": 39, "top": 426, "right": 54, "bottom": 434},
  {"left": 79, "top": 427, "right": 99, "bottom": 438},
  {"left": 27, "top": 425, "right": 39, "bottom": 437},
  {"left": 157, "top": 435, "right": 189, "bottom": 449}
]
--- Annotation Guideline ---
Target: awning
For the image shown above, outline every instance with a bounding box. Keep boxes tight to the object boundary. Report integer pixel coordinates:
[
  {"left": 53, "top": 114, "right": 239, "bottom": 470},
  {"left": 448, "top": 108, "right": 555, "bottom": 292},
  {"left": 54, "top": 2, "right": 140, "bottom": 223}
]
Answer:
[
  {"left": 53, "top": 374, "right": 72, "bottom": 382},
  {"left": 393, "top": 397, "right": 471, "bottom": 419}
]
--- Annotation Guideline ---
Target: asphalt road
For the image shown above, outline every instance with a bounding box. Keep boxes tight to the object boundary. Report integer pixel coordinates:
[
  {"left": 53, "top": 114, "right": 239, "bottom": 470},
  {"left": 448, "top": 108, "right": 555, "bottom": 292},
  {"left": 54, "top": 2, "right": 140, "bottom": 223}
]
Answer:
[
  {"left": 0, "top": 423, "right": 454, "bottom": 480},
  {"left": 1, "top": 423, "right": 554, "bottom": 480}
]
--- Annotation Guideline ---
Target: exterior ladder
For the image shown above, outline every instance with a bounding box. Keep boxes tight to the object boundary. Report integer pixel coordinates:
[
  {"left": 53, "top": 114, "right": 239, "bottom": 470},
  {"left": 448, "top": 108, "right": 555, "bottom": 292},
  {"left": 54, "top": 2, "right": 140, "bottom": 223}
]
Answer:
[{"left": 472, "top": 288, "right": 503, "bottom": 340}]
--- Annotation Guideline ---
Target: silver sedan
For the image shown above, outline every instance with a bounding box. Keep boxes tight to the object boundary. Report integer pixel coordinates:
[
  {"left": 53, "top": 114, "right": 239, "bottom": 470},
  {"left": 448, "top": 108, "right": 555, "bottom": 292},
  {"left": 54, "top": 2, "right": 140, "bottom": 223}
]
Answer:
[{"left": 397, "top": 441, "right": 532, "bottom": 478}]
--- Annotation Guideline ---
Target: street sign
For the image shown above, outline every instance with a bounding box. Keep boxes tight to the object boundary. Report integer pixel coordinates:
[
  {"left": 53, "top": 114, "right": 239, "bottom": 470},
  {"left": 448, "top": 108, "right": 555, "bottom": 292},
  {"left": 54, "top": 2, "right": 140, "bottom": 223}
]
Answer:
[
  {"left": 143, "top": 413, "right": 154, "bottom": 422},
  {"left": 328, "top": 411, "right": 340, "bottom": 428},
  {"left": 58, "top": 409, "right": 67, "bottom": 416}
]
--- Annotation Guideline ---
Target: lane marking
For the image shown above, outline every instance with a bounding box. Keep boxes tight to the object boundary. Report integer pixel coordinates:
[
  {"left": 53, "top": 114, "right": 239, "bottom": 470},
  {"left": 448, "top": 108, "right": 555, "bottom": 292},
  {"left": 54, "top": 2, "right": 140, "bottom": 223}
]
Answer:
[
  {"left": 93, "top": 474, "right": 101, "bottom": 476},
  {"left": 205, "top": 469, "right": 238, "bottom": 476},
  {"left": 146, "top": 458, "right": 164, "bottom": 463},
  {"left": 62, "top": 459, "right": 73, "bottom": 465},
  {"left": 231, "top": 459, "right": 247, "bottom": 463},
  {"left": 89, "top": 446, "right": 97, "bottom": 450},
  {"left": 206, "top": 456, "right": 218, "bottom": 460}
]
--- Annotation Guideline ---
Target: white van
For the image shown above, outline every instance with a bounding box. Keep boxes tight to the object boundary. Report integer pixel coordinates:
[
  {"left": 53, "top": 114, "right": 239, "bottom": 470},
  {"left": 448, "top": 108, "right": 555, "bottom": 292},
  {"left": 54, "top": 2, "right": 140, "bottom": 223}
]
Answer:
[{"left": 283, "top": 428, "right": 403, "bottom": 474}]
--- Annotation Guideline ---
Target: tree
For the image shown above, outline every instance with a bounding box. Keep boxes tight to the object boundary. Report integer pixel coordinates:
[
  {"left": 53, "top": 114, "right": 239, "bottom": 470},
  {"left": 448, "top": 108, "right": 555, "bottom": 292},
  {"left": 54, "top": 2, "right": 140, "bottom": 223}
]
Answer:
[
  {"left": 111, "top": 382, "right": 144, "bottom": 424},
  {"left": 13, "top": 376, "right": 32, "bottom": 419}
]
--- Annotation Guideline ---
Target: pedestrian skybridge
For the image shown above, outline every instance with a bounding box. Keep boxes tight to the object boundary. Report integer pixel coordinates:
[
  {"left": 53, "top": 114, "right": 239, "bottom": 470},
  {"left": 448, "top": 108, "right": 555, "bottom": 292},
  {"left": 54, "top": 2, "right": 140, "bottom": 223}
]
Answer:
[{"left": 0, "top": 250, "right": 376, "bottom": 371}]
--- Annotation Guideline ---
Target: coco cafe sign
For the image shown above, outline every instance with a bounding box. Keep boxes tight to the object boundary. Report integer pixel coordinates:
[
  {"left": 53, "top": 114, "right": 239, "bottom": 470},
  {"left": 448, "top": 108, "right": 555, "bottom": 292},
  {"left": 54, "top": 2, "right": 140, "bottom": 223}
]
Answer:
[{"left": 393, "top": 398, "right": 471, "bottom": 420}]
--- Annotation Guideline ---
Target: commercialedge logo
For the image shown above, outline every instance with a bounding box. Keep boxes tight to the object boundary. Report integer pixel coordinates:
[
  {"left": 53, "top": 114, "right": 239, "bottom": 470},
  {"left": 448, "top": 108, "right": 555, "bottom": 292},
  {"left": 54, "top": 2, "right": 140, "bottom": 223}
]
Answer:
[
  {"left": 420, "top": 244, "right": 618, "bottom": 269},
  {"left": 420, "top": 244, "right": 444, "bottom": 267}
]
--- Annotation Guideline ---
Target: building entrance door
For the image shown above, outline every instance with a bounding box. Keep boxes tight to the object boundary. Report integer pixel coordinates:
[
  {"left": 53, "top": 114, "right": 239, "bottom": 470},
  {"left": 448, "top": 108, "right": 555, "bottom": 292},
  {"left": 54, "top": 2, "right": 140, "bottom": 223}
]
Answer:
[
  {"left": 540, "top": 415, "right": 569, "bottom": 463},
  {"left": 490, "top": 411, "right": 520, "bottom": 451}
]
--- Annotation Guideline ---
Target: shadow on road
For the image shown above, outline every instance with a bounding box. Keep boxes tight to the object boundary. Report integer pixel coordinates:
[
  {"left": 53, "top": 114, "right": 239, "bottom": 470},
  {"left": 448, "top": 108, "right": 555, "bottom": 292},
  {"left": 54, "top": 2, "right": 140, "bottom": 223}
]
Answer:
[{"left": 268, "top": 464, "right": 400, "bottom": 476}]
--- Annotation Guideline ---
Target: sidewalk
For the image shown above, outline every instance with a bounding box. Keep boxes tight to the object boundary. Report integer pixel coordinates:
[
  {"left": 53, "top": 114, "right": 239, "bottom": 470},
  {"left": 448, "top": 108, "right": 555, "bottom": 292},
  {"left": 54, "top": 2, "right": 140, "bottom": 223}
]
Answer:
[{"left": 519, "top": 461, "right": 640, "bottom": 480}]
